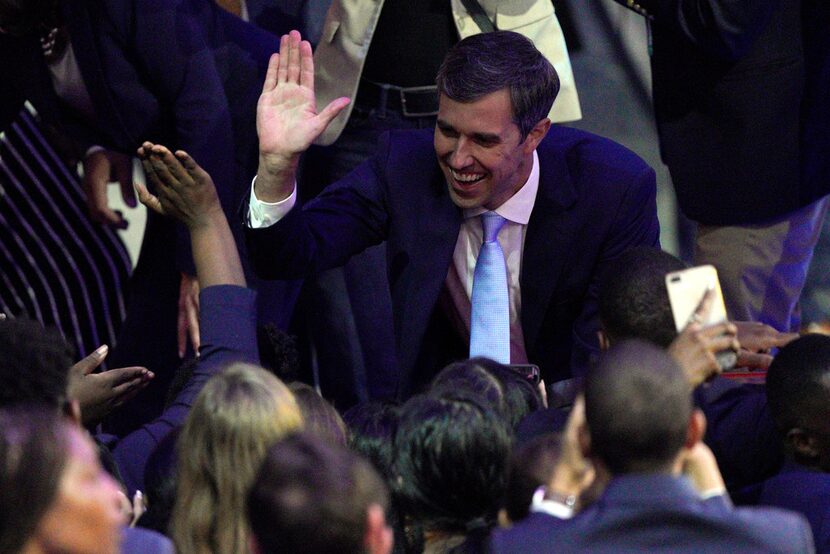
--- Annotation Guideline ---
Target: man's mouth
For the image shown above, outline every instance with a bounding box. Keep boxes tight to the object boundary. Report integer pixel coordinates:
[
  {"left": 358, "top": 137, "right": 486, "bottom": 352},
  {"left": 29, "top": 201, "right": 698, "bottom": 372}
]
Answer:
[{"left": 450, "top": 169, "right": 486, "bottom": 185}]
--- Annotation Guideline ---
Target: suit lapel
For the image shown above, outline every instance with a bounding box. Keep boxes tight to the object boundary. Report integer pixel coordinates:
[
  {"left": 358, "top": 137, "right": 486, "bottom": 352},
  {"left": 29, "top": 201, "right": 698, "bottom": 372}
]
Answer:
[{"left": 521, "top": 138, "right": 578, "bottom": 353}]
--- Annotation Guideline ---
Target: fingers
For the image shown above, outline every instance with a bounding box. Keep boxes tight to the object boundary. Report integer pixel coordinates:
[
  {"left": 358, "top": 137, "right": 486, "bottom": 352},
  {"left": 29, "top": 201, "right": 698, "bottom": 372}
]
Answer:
[
  {"left": 736, "top": 350, "right": 774, "bottom": 370},
  {"left": 135, "top": 182, "right": 165, "bottom": 215},
  {"left": 151, "top": 145, "right": 190, "bottom": 185},
  {"left": 287, "top": 30, "right": 301, "bottom": 83},
  {"left": 262, "top": 52, "right": 280, "bottom": 94},
  {"left": 114, "top": 154, "right": 137, "bottom": 208},
  {"left": 175, "top": 150, "right": 211, "bottom": 185},
  {"left": 84, "top": 172, "right": 125, "bottom": 227},
  {"left": 70, "top": 344, "right": 109, "bottom": 377},
  {"left": 277, "top": 33, "right": 289, "bottom": 83},
  {"left": 299, "top": 39, "right": 314, "bottom": 89},
  {"left": 108, "top": 367, "right": 154, "bottom": 399},
  {"left": 177, "top": 300, "right": 188, "bottom": 359},
  {"left": 688, "top": 286, "right": 715, "bottom": 327},
  {"left": 316, "top": 96, "right": 351, "bottom": 129}
]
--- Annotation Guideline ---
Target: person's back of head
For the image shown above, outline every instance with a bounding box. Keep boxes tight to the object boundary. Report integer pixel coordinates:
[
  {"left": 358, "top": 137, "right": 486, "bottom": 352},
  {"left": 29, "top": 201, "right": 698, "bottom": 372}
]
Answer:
[
  {"left": 598, "top": 246, "right": 687, "bottom": 348},
  {"left": 431, "top": 357, "right": 541, "bottom": 428},
  {"left": 393, "top": 390, "right": 512, "bottom": 539},
  {"left": 766, "top": 334, "right": 830, "bottom": 471},
  {"left": 0, "top": 318, "right": 73, "bottom": 410},
  {"left": 288, "top": 381, "right": 348, "bottom": 447},
  {"left": 172, "top": 363, "right": 303, "bottom": 554},
  {"left": 343, "top": 401, "right": 400, "bottom": 482},
  {"left": 584, "top": 340, "right": 694, "bottom": 475},
  {"left": 503, "top": 433, "right": 563, "bottom": 523},
  {"left": 247, "top": 432, "right": 392, "bottom": 554}
]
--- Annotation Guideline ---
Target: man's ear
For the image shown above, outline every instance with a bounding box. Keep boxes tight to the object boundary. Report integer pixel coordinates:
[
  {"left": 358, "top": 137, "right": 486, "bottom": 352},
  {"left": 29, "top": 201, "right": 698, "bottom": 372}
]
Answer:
[
  {"left": 522, "top": 118, "right": 551, "bottom": 154},
  {"left": 364, "top": 504, "right": 393, "bottom": 554},
  {"left": 685, "top": 408, "right": 707, "bottom": 449},
  {"left": 786, "top": 428, "right": 820, "bottom": 460}
]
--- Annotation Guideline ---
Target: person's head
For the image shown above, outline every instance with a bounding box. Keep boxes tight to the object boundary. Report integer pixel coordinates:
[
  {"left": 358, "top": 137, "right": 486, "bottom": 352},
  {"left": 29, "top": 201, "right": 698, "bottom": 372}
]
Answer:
[
  {"left": 247, "top": 432, "right": 392, "bottom": 554},
  {"left": 343, "top": 401, "right": 400, "bottom": 482},
  {"left": 393, "top": 391, "right": 512, "bottom": 536},
  {"left": 598, "top": 247, "right": 688, "bottom": 349},
  {"left": 172, "top": 363, "right": 303, "bottom": 554},
  {"left": 288, "top": 381, "right": 348, "bottom": 447},
  {"left": 0, "top": 318, "right": 74, "bottom": 411},
  {"left": 582, "top": 340, "right": 704, "bottom": 476},
  {"left": 0, "top": 0, "right": 58, "bottom": 36},
  {"left": 502, "top": 433, "right": 563, "bottom": 524},
  {"left": 431, "top": 357, "right": 542, "bottom": 428},
  {"left": 434, "top": 31, "right": 558, "bottom": 210},
  {"left": 0, "top": 405, "right": 124, "bottom": 554},
  {"left": 766, "top": 334, "right": 830, "bottom": 471}
]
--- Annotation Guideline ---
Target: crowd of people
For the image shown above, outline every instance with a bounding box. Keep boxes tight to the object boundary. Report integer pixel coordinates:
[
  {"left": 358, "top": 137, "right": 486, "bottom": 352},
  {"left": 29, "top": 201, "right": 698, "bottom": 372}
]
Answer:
[{"left": 1, "top": 0, "right": 829, "bottom": 552}]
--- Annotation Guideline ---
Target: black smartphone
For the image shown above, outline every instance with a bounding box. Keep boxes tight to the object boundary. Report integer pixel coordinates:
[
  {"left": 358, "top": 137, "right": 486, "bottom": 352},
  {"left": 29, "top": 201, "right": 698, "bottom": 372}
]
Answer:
[{"left": 508, "top": 363, "right": 541, "bottom": 385}]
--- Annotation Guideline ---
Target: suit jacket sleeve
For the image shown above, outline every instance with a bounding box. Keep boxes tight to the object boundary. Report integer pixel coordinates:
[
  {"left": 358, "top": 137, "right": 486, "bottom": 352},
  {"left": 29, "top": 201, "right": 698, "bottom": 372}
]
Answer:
[
  {"left": 110, "top": 284, "right": 258, "bottom": 495},
  {"left": 245, "top": 134, "right": 392, "bottom": 280},
  {"left": 643, "top": 0, "right": 780, "bottom": 61},
  {"left": 571, "top": 164, "right": 660, "bottom": 375}
]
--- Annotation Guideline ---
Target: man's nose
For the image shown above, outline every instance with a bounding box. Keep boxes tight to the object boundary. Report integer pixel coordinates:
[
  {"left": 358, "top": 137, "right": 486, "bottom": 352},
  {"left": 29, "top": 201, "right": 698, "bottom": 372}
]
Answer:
[{"left": 449, "top": 137, "right": 474, "bottom": 169}]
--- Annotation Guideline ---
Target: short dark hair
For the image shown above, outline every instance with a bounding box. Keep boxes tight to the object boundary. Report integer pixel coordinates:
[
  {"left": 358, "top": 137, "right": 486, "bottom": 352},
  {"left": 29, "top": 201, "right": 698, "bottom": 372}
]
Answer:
[
  {"left": 431, "top": 357, "right": 541, "bottom": 429},
  {"left": 343, "top": 401, "right": 400, "bottom": 482},
  {"left": 0, "top": 318, "right": 73, "bottom": 409},
  {"left": 766, "top": 334, "right": 830, "bottom": 435},
  {"left": 0, "top": 405, "right": 71, "bottom": 553},
  {"left": 436, "top": 31, "right": 560, "bottom": 140},
  {"left": 585, "top": 340, "right": 692, "bottom": 474},
  {"left": 247, "top": 432, "right": 389, "bottom": 554},
  {"left": 393, "top": 390, "right": 512, "bottom": 533},
  {"left": 504, "top": 433, "right": 562, "bottom": 522},
  {"left": 598, "top": 247, "right": 688, "bottom": 348},
  {"left": 0, "top": 0, "right": 57, "bottom": 36}
]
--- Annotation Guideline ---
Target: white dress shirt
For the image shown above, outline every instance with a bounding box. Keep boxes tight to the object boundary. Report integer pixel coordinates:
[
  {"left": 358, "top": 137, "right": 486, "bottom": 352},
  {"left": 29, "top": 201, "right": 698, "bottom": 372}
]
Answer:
[{"left": 247, "top": 151, "right": 540, "bottom": 362}]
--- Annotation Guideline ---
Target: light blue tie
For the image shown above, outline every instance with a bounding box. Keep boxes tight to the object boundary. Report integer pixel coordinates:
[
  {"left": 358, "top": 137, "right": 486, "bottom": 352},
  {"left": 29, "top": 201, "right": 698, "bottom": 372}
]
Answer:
[{"left": 469, "top": 212, "right": 510, "bottom": 363}]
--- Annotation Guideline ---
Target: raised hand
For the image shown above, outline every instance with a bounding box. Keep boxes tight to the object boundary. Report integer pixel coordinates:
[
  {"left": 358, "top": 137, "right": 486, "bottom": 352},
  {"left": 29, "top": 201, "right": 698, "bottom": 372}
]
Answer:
[
  {"left": 255, "top": 30, "right": 350, "bottom": 201},
  {"left": 135, "top": 142, "right": 223, "bottom": 230}
]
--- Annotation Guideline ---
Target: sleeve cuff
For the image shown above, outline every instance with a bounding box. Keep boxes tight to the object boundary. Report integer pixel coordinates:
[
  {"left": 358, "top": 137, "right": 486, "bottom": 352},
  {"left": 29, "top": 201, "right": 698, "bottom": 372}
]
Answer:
[{"left": 247, "top": 175, "right": 297, "bottom": 228}]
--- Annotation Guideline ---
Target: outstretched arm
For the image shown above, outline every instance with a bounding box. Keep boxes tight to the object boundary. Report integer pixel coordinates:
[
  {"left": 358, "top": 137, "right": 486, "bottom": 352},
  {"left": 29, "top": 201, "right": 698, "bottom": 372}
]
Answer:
[{"left": 254, "top": 30, "right": 350, "bottom": 202}]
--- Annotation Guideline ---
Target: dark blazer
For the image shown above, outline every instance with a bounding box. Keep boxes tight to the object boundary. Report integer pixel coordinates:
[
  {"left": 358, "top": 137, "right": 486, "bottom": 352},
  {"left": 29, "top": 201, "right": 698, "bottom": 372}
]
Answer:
[
  {"left": 245, "top": 126, "right": 659, "bottom": 398},
  {"left": 98, "top": 285, "right": 259, "bottom": 496},
  {"left": 756, "top": 462, "right": 830, "bottom": 554},
  {"left": 490, "top": 474, "right": 815, "bottom": 554},
  {"left": 641, "top": 0, "right": 830, "bottom": 225}
]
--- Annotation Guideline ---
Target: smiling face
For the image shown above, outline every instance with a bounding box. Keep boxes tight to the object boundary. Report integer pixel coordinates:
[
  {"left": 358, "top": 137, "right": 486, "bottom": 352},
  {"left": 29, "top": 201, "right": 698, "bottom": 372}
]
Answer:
[{"left": 434, "top": 89, "right": 549, "bottom": 211}]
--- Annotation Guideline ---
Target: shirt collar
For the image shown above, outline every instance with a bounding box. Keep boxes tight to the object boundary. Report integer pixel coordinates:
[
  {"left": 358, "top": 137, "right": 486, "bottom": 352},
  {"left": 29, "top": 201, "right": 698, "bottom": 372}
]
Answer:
[{"left": 463, "top": 150, "right": 539, "bottom": 225}]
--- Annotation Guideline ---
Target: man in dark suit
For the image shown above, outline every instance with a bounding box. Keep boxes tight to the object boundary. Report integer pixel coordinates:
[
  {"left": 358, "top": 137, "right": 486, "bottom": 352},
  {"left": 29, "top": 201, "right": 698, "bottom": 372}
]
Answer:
[
  {"left": 0, "top": 0, "right": 287, "bottom": 432},
  {"left": 490, "top": 340, "right": 814, "bottom": 553},
  {"left": 756, "top": 334, "right": 830, "bottom": 553},
  {"left": 619, "top": 0, "right": 830, "bottom": 333},
  {"left": 242, "top": 30, "right": 660, "bottom": 401}
]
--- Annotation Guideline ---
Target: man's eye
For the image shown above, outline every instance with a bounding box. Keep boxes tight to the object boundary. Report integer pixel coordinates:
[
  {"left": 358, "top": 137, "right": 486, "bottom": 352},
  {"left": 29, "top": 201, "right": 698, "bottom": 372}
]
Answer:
[{"left": 439, "top": 127, "right": 458, "bottom": 138}]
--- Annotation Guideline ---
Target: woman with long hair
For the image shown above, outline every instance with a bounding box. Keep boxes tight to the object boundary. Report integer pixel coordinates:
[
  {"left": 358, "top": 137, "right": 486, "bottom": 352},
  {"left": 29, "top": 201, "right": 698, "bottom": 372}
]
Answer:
[{"left": 171, "top": 363, "right": 303, "bottom": 553}]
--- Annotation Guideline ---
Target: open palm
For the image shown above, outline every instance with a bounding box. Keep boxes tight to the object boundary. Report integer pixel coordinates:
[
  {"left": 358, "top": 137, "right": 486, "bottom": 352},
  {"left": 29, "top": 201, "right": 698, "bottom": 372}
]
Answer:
[{"left": 257, "top": 31, "right": 349, "bottom": 167}]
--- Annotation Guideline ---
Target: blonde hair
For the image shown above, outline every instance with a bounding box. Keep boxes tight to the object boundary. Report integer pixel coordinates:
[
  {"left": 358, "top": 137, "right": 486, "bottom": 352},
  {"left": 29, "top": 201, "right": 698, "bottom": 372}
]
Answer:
[{"left": 171, "top": 363, "right": 303, "bottom": 554}]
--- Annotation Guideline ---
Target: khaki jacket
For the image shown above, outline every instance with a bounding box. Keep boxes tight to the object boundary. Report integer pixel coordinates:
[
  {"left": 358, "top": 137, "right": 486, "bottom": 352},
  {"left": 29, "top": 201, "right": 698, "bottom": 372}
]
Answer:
[{"left": 314, "top": 0, "right": 581, "bottom": 145}]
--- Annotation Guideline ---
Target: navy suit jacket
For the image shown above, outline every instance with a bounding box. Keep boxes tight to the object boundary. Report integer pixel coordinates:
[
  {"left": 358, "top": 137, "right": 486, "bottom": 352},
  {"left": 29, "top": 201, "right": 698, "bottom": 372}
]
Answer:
[
  {"left": 246, "top": 126, "right": 659, "bottom": 398},
  {"left": 490, "top": 474, "right": 814, "bottom": 554},
  {"left": 756, "top": 462, "right": 830, "bottom": 554}
]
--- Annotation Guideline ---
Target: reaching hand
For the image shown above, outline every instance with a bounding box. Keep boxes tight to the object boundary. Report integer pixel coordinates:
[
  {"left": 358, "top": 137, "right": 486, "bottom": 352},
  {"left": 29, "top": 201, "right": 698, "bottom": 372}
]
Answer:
[
  {"left": 668, "top": 287, "right": 739, "bottom": 387},
  {"left": 67, "top": 345, "right": 154, "bottom": 426},
  {"left": 135, "top": 142, "right": 223, "bottom": 231},
  {"left": 82, "top": 149, "right": 137, "bottom": 228},
  {"left": 255, "top": 30, "right": 350, "bottom": 200}
]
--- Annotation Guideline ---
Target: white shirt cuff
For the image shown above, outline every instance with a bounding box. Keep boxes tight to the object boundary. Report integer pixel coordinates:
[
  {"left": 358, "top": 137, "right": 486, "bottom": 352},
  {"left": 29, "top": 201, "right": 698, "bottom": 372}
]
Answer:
[{"left": 247, "top": 176, "right": 297, "bottom": 228}]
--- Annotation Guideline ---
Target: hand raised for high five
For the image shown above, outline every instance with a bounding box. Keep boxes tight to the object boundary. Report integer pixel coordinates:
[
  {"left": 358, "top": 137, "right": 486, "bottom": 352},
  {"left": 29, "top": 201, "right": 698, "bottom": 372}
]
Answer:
[{"left": 255, "top": 30, "right": 350, "bottom": 202}]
